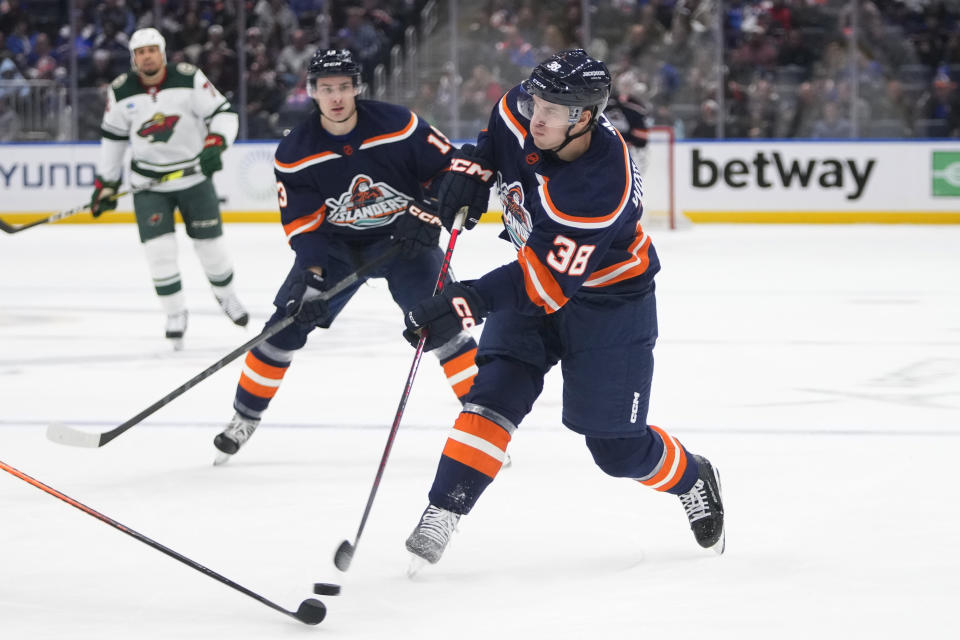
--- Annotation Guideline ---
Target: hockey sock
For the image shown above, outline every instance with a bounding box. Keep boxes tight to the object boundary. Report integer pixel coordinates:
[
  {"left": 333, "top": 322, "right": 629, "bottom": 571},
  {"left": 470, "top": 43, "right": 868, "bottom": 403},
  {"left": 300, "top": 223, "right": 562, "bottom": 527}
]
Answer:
[
  {"left": 428, "top": 410, "right": 513, "bottom": 514},
  {"left": 234, "top": 345, "right": 294, "bottom": 420},
  {"left": 636, "top": 425, "right": 700, "bottom": 495},
  {"left": 192, "top": 237, "right": 235, "bottom": 289},
  {"left": 143, "top": 233, "right": 183, "bottom": 299}
]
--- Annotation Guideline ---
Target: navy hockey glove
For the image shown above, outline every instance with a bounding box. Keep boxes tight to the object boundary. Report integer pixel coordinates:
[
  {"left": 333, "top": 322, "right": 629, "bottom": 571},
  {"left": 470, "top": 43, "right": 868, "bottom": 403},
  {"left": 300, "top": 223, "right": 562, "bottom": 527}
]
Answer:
[
  {"left": 90, "top": 175, "right": 121, "bottom": 218},
  {"left": 437, "top": 144, "right": 493, "bottom": 231},
  {"left": 284, "top": 269, "right": 331, "bottom": 325},
  {"left": 403, "top": 282, "right": 487, "bottom": 351},
  {"left": 392, "top": 199, "right": 442, "bottom": 258},
  {"left": 199, "top": 134, "right": 226, "bottom": 177}
]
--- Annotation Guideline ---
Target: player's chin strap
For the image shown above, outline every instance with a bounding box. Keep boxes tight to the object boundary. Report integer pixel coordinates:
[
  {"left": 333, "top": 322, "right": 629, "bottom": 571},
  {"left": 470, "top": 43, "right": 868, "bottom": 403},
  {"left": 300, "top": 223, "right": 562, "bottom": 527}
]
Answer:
[{"left": 550, "top": 108, "right": 600, "bottom": 156}]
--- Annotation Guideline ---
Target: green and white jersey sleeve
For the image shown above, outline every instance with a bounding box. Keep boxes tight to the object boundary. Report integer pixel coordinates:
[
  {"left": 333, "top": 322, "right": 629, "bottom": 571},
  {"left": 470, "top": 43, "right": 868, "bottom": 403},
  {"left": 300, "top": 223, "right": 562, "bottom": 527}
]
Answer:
[{"left": 98, "top": 62, "right": 239, "bottom": 192}]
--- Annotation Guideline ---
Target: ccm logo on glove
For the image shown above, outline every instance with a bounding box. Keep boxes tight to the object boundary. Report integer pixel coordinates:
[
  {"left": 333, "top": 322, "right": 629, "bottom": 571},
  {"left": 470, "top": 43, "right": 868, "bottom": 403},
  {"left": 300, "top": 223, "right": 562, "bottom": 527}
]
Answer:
[{"left": 450, "top": 158, "right": 493, "bottom": 183}]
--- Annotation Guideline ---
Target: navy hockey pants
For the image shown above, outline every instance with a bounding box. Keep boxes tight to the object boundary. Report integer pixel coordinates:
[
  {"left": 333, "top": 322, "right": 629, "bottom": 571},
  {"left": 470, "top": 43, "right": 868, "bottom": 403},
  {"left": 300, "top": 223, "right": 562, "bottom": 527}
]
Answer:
[{"left": 428, "top": 285, "right": 700, "bottom": 514}]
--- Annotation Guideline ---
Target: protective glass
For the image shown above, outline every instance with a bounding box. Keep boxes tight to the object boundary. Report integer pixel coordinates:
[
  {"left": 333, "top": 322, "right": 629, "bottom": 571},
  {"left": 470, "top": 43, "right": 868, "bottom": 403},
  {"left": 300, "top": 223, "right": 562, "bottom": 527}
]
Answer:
[{"left": 517, "top": 87, "right": 583, "bottom": 128}]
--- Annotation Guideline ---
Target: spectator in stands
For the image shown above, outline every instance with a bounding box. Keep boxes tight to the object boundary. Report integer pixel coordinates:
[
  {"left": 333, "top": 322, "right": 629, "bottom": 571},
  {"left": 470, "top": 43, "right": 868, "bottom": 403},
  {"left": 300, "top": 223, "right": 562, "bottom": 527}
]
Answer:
[
  {"left": 460, "top": 63, "right": 503, "bottom": 125},
  {"left": 176, "top": 10, "right": 206, "bottom": 64},
  {"left": 244, "top": 26, "right": 268, "bottom": 67},
  {"left": 334, "top": 6, "right": 383, "bottom": 84},
  {"left": 277, "top": 28, "right": 315, "bottom": 88},
  {"left": 5, "top": 19, "right": 31, "bottom": 65},
  {"left": 0, "top": 0, "right": 25, "bottom": 36},
  {"left": 783, "top": 80, "right": 818, "bottom": 138},
  {"left": 0, "top": 94, "right": 20, "bottom": 141},
  {"left": 92, "top": 19, "right": 129, "bottom": 60},
  {"left": 96, "top": 0, "right": 136, "bottom": 38},
  {"left": 203, "top": 48, "right": 238, "bottom": 101},
  {"left": 200, "top": 24, "right": 237, "bottom": 72},
  {"left": 81, "top": 49, "right": 113, "bottom": 87},
  {"left": 245, "top": 52, "right": 283, "bottom": 138},
  {"left": 915, "top": 73, "right": 960, "bottom": 137},
  {"left": 0, "top": 56, "right": 29, "bottom": 101},
  {"left": 810, "top": 100, "right": 853, "bottom": 139},
  {"left": 689, "top": 98, "right": 719, "bottom": 138},
  {"left": 254, "top": 0, "right": 298, "bottom": 51}
]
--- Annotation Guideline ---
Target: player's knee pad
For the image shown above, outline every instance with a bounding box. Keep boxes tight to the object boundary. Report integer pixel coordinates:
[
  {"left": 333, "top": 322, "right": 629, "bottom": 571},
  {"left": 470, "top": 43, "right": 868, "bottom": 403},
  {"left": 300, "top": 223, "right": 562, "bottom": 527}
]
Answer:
[
  {"left": 192, "top": 237, "right": 234, "bottom": 285},
  {"left": 463, "top": 356, "right": 544, "bottom": 428},
  {"left": 142, "top": 233, "right": 180, "bottom": 280},
  {"left": 585, "top": 432, "right": 659, "bottom": 478}
]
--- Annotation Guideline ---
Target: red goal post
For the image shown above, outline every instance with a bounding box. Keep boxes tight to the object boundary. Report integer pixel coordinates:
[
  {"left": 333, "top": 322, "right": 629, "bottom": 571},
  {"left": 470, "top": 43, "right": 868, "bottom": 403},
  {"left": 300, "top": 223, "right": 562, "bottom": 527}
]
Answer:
[{"left": 636, "top": 125, "right": 681, "bottom": 230}]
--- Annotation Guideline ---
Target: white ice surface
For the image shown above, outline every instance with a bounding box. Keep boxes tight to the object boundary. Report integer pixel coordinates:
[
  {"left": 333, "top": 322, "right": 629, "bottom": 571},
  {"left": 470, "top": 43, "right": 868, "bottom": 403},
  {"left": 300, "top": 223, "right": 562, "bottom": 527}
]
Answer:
[{"left": 1, "top": 222, "right": 958, "bottom": 639}]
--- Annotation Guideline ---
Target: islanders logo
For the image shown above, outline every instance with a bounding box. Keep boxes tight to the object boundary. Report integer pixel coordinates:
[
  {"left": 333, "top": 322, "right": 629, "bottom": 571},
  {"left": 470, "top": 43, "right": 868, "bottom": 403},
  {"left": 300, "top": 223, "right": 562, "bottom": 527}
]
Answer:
[
  {"left": 137, "top": 113, "right": 180, "bottom": 143},
  {"left": 324, "top": 174, "right": 409, "bottom": 229},
  {"left": 496, "top": 177, "right": 532, "bottom": 249}
]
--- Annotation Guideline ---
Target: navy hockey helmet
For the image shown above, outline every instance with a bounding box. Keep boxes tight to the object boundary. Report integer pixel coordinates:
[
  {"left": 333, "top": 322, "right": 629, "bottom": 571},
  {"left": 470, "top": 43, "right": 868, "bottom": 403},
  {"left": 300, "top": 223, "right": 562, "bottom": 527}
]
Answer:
[
  {"left": 519, "top": 49, "right": 611, "bottom": 128},
  {"left": 307, "top": 48, "right": 362, "bottom": 95}
]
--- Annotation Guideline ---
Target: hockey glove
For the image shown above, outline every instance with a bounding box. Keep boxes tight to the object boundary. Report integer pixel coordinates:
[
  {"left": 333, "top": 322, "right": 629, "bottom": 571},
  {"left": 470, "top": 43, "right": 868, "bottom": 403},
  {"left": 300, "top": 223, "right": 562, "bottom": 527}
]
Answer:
[
  {"left": 284, "top": 269, "right": 331, "bottom": 325},
  {"left": 392, "top": 199, "right": 442, "bottom": 258},
  {"left": 199, "top": 134, "right": 226, "bottom": 177},
  {"left": 403, "top": 282, "right": 487, "bottom": 351},
  {"left": 437, "top": 144, "right": 493, "bottom": 231},
  {"left": 90, "top": 175, "right": 121, "bottom": 218}
]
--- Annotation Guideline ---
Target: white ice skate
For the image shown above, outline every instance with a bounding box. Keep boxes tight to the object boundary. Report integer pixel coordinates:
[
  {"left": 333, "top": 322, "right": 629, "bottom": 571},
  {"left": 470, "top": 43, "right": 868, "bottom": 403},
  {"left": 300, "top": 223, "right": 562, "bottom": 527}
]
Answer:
[{"left": 213, "top": 413, "right": 260, "bottom": 465}]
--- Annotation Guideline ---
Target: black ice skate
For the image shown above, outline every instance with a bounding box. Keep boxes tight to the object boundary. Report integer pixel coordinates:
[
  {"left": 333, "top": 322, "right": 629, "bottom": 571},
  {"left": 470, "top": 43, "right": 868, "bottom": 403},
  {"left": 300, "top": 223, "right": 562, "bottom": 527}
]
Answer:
[
  {"left": 406, "top": 504, "right": 460, "bottom": 574},
  {"left": 213, "top": 413, "right": 260, "bottom": 465},
  {"left": 678, "top": 455, "right": 725, "bottom": 554}
]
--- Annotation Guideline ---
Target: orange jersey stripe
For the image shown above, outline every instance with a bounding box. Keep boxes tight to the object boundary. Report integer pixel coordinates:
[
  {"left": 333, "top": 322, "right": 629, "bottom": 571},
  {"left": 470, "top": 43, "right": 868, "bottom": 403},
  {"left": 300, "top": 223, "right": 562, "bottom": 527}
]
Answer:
[
  {"left": 518, "top": 245, "right": 569, "bottom": 313},
  {"left": 283, "top": 206, "right": 326, "bottom": 240},
  {"left": 498, "top": 95, "right": 527, "bottom": 144},
  {"left": 442, "top": 439, "right": 503, "bottom": 478},
  {"left": 536, "top": 138, "right": 632, "bottom": 228},
  {"left": 275, "top": 150, "right": 338, "bottom": 171},
  {"left": 360, "top": 113, "right": 416, "bottom": 148},
  {"left": 238, "top": 373, "right": 281, "bottom": 399},
  {"left": 243, "top": 352, "right": 288, "bottom": 381},
  {"left": 584, "top": 224, "right": 652, "bottom": 287}
]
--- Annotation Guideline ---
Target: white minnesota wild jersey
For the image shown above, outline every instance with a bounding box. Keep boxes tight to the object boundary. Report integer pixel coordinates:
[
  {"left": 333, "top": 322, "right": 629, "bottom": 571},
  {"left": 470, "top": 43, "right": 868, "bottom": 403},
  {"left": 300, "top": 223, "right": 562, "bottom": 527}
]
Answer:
[{"left": 99, "top": 62, "right": 237, "bottom": 192}]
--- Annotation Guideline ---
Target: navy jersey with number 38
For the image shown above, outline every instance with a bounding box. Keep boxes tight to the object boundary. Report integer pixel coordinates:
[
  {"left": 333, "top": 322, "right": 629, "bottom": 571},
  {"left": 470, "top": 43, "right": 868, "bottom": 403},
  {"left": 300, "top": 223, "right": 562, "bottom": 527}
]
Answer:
[
  {"left": 473, "top": 85, "right": 660, "bottom": 316},
  {"left": 274, "top": 99, "right": 454, "bottom": 268}
]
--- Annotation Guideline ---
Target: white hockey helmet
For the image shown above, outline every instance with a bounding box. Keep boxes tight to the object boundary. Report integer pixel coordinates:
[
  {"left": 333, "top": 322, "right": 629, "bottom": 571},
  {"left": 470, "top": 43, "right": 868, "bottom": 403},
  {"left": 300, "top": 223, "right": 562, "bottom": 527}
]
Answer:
[{"left": 129, "top": 28, "right": 167, "bottom": 69}]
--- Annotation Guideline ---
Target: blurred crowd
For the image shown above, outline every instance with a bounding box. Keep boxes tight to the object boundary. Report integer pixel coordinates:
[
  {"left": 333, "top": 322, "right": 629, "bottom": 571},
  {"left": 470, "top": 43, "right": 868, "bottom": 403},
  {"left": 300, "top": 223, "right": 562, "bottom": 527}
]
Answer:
[
  {"left": 0, "top": 0, "right": 424, "bottom": 140},
  {"left": 2, "top": 0, "right": 960, "bottom": 141},
  {"left": 419, "top": 0, "right": 960, "bottom": 139}
]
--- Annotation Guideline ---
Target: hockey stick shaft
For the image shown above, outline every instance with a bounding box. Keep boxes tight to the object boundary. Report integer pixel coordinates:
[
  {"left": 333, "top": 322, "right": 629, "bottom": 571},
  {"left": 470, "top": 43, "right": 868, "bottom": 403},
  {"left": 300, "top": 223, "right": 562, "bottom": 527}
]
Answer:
[
  {"left": 0, "top": 459, "right": 326, "bottom": 624},
  {"left": 335, "top": 208, "right": 468, "bottom": 571},
  {"left": 47, "top": 244, "right": 402, "bottom": 448},
  {"left": 0, "top": 167, "right": 200, "bottom": 234}
]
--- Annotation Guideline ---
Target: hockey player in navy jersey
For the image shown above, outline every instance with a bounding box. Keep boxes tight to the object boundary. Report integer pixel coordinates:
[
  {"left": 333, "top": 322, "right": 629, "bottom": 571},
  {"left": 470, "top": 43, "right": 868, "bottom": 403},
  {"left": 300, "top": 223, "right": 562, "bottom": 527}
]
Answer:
[
  {"left": 403, "top": 49, "right": 725, "bottom": 568},
  {"left": 213, "top": 49, "right": 480, "bottom": 463}
]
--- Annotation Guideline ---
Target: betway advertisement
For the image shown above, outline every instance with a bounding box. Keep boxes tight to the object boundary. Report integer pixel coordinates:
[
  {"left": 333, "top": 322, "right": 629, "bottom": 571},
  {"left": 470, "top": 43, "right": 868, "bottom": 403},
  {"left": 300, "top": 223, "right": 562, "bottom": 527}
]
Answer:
[
  {"left": 0, "top": 140, "right": 959, "bottom": 223},
  {"left": 678, "top": 141, "right": 960, "bottom": 223}
]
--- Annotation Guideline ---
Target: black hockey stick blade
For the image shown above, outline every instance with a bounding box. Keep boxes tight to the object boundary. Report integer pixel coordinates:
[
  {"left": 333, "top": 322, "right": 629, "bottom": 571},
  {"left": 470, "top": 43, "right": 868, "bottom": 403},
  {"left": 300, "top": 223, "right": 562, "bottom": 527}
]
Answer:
[
  {"left": 333, "top": 540, "right": 355, "bottom": 571},
  {"left": 46, "top": 243, "right": 403, "bottom": 449},
  {"left": 0, "top": 458, "right": 327, "bottom": 625}
]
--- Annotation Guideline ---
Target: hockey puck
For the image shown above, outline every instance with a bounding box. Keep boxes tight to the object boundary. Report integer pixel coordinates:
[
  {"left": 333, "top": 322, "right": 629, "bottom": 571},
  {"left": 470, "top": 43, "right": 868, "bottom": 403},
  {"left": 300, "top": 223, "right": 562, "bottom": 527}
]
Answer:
[{"left": 313, "top": 582, "right": 341, "bottom": 596}]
